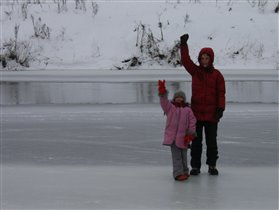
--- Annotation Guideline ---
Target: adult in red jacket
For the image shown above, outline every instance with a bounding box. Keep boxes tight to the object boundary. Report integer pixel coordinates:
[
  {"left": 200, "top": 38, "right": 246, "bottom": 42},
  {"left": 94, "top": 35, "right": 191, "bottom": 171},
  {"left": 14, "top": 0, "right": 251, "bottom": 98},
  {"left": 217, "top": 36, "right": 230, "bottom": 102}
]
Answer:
[{"left": 180, "top": 34, "right": 226, "bottom": 175}]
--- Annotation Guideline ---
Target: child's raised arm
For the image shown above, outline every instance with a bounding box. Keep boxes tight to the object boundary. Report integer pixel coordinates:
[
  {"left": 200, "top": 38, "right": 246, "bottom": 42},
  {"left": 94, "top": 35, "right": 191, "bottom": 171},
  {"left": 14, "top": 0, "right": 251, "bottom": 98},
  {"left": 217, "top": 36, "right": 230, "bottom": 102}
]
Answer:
[{"left": 158, "top": 80, "right": 171, "bottom": 114}]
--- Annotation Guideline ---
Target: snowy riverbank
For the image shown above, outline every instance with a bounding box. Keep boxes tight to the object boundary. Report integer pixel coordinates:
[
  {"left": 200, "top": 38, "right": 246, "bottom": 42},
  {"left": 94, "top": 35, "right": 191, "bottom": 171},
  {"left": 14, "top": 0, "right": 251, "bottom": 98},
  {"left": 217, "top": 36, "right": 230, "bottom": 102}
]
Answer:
[
  {"left": 1, "top": 1, "right": 278, "bottom": 70},
  {"left": 1, "top": 69, "right": 278, "bottom": 82}
]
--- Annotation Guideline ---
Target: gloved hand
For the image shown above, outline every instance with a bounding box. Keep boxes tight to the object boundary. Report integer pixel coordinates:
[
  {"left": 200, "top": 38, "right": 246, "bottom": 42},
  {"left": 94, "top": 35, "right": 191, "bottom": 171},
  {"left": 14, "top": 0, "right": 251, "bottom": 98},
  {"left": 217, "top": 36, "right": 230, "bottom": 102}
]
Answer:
[
  {"left": 180, "top": 34, "right": 189, "bottom": 45},
  {"left": 184, "top": 134, "right": 195, "bottom": 146},
  {"left": 158, "top": 80, "right": 167, "bottom": 95},
  {"left": 216, "top": 107, "right": 224, "bottom": 120}
]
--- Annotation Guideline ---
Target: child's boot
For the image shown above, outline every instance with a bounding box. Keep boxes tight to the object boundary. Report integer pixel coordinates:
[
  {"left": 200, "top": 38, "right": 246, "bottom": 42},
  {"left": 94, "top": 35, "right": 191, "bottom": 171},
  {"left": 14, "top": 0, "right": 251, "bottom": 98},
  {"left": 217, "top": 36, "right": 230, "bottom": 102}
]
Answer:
[{"left": 175, "top": 174, "right": 189, "bottom": 181}]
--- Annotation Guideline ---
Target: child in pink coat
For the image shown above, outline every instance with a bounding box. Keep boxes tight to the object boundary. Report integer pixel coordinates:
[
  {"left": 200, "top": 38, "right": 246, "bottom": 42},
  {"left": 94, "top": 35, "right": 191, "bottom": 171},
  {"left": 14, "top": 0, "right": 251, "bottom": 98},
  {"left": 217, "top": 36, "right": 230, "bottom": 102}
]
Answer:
[{"left": 158, "top": 80, "right": 196, "bottom": 181}]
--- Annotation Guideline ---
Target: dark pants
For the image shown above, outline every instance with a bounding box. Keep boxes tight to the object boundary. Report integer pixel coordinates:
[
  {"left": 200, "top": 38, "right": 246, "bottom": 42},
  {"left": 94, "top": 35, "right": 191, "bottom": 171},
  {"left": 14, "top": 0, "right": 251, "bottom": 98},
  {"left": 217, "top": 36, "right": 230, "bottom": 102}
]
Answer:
[{"left": 191, "top": 121, "right": 219, "bottom": 169}]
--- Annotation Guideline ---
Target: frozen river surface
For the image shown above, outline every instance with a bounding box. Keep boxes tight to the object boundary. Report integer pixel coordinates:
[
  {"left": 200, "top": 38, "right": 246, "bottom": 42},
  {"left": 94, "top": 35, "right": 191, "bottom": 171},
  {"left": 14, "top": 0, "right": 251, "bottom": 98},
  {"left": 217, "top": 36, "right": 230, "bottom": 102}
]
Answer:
[{"left": 1, "top": 103, "right": 278, "bottom": 209}]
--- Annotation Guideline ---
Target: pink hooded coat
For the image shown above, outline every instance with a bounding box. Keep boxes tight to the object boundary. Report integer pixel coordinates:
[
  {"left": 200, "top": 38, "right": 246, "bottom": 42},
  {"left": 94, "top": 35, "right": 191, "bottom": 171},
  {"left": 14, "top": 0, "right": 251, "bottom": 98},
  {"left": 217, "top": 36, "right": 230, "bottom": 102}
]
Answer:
[{"left": 160, "top": 95, "right": 197, "bottom": 149}]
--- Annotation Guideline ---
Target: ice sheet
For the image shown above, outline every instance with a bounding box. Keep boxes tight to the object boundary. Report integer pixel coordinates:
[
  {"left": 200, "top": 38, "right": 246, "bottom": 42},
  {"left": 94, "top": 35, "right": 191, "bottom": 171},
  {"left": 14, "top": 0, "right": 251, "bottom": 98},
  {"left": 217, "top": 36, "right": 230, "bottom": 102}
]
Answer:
[{"left": 1, "top": 103, "right": 278, "bottom": 209}]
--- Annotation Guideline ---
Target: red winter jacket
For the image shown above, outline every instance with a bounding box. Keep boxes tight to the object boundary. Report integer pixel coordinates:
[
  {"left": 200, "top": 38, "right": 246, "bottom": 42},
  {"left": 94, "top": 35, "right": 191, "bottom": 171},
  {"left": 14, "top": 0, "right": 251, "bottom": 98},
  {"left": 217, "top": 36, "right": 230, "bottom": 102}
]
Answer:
[{"left": 180, "top": 44, "right": 226, "bottom": 123}]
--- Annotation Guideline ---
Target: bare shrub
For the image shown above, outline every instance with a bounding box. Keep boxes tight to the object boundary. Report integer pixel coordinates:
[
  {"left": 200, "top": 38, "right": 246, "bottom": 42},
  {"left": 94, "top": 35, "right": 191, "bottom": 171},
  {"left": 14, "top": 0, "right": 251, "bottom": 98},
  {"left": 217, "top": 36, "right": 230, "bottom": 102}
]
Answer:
[
  {"left": 275, "top": 3, "right": 279, "bottom": 13},
  {"left": 21, "top": 2, "right": 29, "bottom": 20},
  {"left": 91, "top": 1, "right": 99, "bottom": 17},
  {"left": 0, "top": 23, "right": 49, "bottom": 70},
  {"left": 116, "top": 22, "right": 182, "bottom": 70},
  {"left": 31, "top": 15, "right": 51, "bottom": 39},
  {"left": 247, "top": 0, "right": 268, "bottom": 13},
  {"left": 226, "top": 40, "right": 265, "bottom": 62},
  {"left": 7, "top": 25, "right": 31, "bottom": 67},
  {"left": 57, "top": 0, "right": 67, "bottom": 13},
  {"left": 165, "top": 41, "right": 181, "bottom": 67},
  {"left": 135, "top": 23, "right": 162, "bottom": 59},
  {"left": 1, "top": 26, "right": 33, "bottom": 70},
  {"left": 75, "top": 0, "right": 86, "bottom": 11},
  {"left": 184, "top": 13, "right": 190, "bottom": 27}
]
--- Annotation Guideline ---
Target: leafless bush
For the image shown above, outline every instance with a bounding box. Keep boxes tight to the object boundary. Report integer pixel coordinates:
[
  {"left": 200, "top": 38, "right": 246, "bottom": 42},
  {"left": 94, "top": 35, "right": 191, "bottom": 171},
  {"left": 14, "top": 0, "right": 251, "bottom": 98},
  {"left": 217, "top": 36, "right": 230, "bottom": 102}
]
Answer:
[
  {"left": 184, "top": 13, "right": 190, "bottom": 27},
  {"left": 0, "top": 25, "right": 33, "bottom": 70},
  {"left": 165, "top": 41, "right": 181, "bottom": 67},
  {"left": 135, "top": 23, "right": 161, "bottom": 58},
  {"left": 57, "top": 0, "right": 67, "bottom": 13},
  {"left": 91, "top": 1, "right": 99, "bottom": 17},
  {"left": 21, "top": 2, "right": 28, "bottom": 20},
  {"left": 158, "top": 21, "right": 164, "bottom": 41},
  {"left": 116, "top": 22, "right": 182, "bottom": 70},
  {"left": 247, "top": 0, "right": 268, "bottom": 13},
  {"left": 4, "top": 11, "right": 13, "bottom": 20},
  {"left": 31, "top": 15, "right": 50, "bottom": 39},
  {"left": 275, "top": 3, "right": 279, "bottom": 13},
  {"left": 253, "top": 43, "right": 264, "bottom": 58},
  {"left": 3, "top": 2, "right": 29, "bottom": 21},
  {"left": 227, "top": 40, "right": 265, "bottom": 61},
  {"left": 75, "top": 0, "right": 86, "bottom": 11}
]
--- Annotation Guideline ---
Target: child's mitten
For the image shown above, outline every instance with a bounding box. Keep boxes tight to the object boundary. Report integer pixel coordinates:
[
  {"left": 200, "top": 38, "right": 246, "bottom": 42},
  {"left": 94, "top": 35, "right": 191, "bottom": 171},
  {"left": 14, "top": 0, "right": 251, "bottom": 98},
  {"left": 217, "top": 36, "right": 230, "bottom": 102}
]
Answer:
[
  {"left": 184, "top": 134, "right": 195, "bottom": 146},
  {"left": 158, "top": 80, "right": 167, "bottom": 95}
]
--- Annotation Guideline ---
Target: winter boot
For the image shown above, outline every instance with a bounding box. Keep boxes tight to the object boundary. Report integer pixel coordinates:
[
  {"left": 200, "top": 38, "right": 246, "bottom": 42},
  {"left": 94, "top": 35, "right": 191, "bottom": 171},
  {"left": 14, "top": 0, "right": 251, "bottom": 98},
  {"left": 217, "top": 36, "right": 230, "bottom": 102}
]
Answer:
[
  {"left": 190, "top": 168, "right": 200, "bottom": 175},
  {"left": 175, "top": 174, "right": 189, "bottom": 181},
  {"left": 208, "top": 166, "right": 219, "bottom": 175}
]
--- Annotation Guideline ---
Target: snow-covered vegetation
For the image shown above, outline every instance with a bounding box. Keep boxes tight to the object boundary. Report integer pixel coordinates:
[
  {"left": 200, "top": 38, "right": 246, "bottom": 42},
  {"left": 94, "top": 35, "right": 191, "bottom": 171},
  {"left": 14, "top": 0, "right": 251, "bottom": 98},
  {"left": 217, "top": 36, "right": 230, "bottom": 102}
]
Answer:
[{"left": 1, "top": 0, "right": 278, "bottom": 70}]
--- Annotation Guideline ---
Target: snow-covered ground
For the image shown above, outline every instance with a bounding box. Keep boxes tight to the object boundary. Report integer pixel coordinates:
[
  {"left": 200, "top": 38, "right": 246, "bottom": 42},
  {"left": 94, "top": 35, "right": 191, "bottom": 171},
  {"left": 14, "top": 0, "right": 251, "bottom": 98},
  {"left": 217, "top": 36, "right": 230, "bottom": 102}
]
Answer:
[
  {"left": 1, "top": 103, "right": 278, "bottom": 209},
  {"left": 1, "top": 0, "right": 278, "bottom": 70}
]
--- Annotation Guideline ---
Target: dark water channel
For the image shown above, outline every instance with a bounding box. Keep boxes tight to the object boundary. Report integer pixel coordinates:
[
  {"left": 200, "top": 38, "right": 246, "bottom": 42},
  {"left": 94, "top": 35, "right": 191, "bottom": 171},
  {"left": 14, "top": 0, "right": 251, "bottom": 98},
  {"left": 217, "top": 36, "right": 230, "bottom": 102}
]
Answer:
[{"left": 0, "top": 81, "right": 278, "bottom": 105}]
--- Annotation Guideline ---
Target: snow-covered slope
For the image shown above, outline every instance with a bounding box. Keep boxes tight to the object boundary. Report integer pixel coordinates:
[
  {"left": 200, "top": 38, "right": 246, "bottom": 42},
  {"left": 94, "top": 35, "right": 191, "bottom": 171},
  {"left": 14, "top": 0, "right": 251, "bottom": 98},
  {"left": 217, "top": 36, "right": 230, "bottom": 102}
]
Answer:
[{"left": 1, "top": 0, "right": 278, "bottom": 70}]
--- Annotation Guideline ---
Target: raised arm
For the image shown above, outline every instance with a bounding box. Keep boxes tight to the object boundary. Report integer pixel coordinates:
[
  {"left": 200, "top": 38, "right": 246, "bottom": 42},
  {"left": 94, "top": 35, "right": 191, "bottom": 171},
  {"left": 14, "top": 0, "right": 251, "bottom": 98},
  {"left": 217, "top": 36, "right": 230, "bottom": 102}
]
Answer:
[
  {"left": 180, "top": 34, "right": 199, "bottom": 76},
  {"left": 158, "top": 80, "right": 172, "bottom": 114}
]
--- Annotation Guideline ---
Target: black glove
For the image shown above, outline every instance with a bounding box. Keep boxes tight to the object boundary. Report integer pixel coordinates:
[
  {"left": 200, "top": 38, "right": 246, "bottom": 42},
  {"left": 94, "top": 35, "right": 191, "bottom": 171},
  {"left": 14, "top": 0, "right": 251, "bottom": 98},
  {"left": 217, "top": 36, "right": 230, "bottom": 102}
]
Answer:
[
  {"left": 216, "top": 108, "right": 224, "bottom": 120},
  {"left": 180, "top": 34, "right": 189, "bottom": 45}
]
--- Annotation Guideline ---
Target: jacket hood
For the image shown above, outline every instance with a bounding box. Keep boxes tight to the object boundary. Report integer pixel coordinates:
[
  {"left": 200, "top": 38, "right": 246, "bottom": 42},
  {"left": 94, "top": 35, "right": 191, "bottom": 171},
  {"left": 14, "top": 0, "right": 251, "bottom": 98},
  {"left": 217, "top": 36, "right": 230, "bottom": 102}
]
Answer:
[{"left": 198, "top": 47, "right": 215, "bottom": 67}]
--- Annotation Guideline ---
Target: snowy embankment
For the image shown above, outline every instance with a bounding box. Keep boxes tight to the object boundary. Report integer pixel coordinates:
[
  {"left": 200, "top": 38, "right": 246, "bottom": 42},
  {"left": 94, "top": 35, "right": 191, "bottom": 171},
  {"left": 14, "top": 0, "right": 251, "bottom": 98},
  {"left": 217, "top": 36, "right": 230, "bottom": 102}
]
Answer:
[
  {"left": 1, "top": 69, "right": 278, "bottom": 82},
  {"left": 1, "top": 1, "right": 278, "bottom": 70}
]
